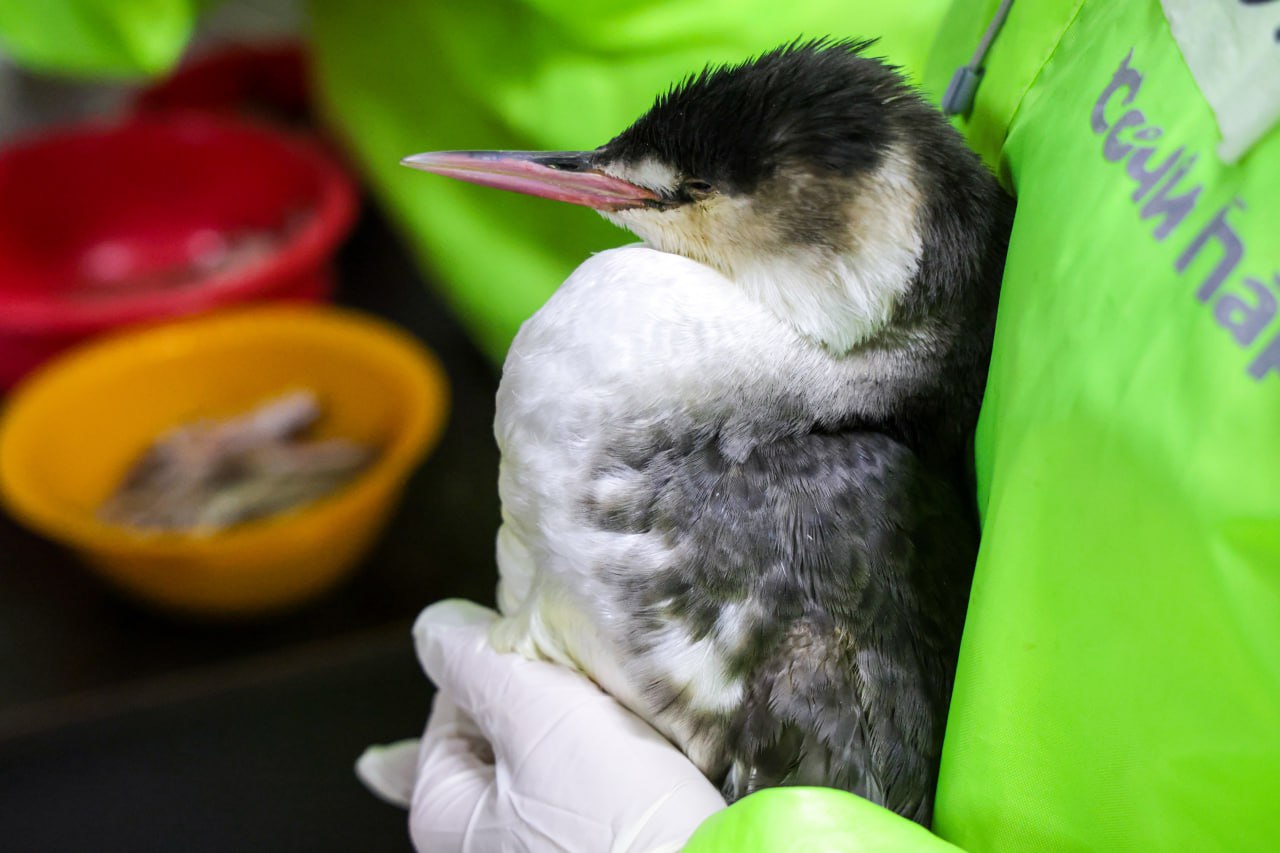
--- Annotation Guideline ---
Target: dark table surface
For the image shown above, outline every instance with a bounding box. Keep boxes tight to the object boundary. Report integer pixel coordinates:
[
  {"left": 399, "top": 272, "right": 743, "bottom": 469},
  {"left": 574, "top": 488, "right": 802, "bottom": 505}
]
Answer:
[{"left": 0, "top": 202, "right": 503, "bottom": 851}]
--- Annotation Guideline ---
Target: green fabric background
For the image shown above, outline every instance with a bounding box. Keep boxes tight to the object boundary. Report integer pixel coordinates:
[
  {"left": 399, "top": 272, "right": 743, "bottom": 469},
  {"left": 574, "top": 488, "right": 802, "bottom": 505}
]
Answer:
[{"left": 929, "top": 1, "right": 1280, "bottom": 849}]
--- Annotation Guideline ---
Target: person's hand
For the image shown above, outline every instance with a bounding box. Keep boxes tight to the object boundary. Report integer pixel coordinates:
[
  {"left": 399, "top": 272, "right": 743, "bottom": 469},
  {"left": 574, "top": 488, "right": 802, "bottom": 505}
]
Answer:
[{"left": 360, "top": 599, "right": 727, "bottom": 852}]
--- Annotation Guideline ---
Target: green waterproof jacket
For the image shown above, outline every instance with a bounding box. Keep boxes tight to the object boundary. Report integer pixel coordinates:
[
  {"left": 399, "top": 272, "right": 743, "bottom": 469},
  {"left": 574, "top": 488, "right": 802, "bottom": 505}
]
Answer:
[{"left": 5, "top": 0, "right": 1277, "bottom": 848}]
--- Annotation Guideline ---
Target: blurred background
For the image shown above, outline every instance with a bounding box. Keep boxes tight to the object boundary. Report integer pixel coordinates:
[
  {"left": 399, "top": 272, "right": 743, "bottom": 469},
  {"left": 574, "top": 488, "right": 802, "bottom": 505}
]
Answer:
[
  {"left": 0, "top": 0, "right": 949, "bottom": 849},
  {"left": 0, "top": 2, "right": 501, "bottom": 850}
]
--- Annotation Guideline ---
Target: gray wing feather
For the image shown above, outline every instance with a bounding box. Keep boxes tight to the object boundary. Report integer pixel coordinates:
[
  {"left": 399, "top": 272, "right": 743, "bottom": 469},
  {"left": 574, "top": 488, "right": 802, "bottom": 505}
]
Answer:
[
  {"left": 594, "top": 428, "right": 976, "bottom": 826},
  {"left": 716, "top": 431, "right": 974, "bottom": 825}
]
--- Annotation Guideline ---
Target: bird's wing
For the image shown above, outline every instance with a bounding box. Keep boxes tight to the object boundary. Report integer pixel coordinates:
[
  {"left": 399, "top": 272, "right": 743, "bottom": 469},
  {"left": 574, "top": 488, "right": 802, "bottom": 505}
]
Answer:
[
  {"left": 720, "top": 431, "right": 975, "bottom": 825},
  {"left": 600, "top": 428, "right": 976, "bottom": 824}
]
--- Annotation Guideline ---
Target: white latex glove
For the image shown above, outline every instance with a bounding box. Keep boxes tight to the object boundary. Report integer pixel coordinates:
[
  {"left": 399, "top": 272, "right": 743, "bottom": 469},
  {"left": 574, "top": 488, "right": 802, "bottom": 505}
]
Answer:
[{"left": 359, "top": 599, "right": 727, "bottom": 853}]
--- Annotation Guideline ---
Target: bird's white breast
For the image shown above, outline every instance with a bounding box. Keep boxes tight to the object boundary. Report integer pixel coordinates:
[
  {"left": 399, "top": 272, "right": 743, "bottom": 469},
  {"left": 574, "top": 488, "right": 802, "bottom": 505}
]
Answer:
[{"left": 489, "top": 244, "right": 916, "bottom": 755}]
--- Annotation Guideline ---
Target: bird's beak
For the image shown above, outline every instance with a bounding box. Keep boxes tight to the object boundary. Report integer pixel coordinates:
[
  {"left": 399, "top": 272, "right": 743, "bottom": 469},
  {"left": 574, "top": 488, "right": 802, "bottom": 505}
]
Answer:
[{"left": 400, "top": 150, "right": 661, "bottom": 211}]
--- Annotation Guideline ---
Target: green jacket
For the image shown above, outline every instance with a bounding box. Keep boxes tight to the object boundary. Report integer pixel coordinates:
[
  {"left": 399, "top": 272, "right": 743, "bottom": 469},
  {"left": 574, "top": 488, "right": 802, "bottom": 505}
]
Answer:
[{"left": 7, "top": 0, "right": 1277, "bottom": 848}]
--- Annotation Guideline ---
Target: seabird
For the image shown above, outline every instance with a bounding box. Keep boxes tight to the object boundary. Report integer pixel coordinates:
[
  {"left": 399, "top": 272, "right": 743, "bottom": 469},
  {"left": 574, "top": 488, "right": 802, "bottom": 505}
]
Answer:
[{"left": 404, "top": 38, "right": 1013, "bottom": 825}]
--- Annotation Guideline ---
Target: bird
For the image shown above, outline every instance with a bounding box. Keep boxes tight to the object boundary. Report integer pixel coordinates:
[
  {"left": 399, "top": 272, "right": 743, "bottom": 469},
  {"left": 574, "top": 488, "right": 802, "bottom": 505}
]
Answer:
[{"left": 403, "top": 38, "right": 1013, "bottom": 826}]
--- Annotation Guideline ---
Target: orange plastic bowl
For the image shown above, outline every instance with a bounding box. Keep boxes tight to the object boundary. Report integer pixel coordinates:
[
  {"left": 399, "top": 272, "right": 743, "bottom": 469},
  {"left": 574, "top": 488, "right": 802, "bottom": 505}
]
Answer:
[{"left": 0, "top": 306, "right": 448, "bottom": 617}]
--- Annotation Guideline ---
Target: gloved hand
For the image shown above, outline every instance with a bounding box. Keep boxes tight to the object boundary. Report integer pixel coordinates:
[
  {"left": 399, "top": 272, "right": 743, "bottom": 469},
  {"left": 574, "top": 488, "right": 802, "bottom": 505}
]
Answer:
[{"left": 358, "top": 599, "right": 727, "bottom": 852}]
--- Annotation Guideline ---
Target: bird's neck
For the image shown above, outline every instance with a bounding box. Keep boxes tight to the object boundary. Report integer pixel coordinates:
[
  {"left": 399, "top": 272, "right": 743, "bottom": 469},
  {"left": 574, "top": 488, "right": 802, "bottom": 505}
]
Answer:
[
  {"left": 709, "top": 145, "right": 927, "bottom": 353},
  {"left": 726, "top": 242, "right": 922, "bottom": 354}
]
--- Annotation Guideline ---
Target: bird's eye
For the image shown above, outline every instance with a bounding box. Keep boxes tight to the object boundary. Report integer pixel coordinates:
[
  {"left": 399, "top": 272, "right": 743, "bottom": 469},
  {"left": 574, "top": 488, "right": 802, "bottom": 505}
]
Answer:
[{"left": 684, "top": 179, "right": 714, "bottom": 196}]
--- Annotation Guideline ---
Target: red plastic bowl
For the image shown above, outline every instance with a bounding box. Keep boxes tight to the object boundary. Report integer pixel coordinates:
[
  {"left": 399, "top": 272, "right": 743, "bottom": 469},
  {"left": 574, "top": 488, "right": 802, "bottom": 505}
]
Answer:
[{"left": 0, "top": 116, "right": 358, "bottom": 388}]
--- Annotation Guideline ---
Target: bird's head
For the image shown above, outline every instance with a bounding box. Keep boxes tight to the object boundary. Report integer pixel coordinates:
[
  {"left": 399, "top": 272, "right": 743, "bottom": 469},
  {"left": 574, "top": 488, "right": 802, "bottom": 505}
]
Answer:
[{"left": 405, "top": 40, "right": 985, "bottom": 352}]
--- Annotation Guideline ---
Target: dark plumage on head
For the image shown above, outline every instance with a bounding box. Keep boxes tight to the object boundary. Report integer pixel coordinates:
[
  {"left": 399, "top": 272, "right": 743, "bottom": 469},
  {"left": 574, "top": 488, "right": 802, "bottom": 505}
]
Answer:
[
  {"left": 601, "top": 38, "right": 915, "bottom": 198},
  {"left": 403, "top": 36, "right": 1010, "bottom": 362}
]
